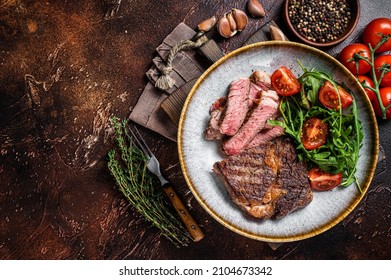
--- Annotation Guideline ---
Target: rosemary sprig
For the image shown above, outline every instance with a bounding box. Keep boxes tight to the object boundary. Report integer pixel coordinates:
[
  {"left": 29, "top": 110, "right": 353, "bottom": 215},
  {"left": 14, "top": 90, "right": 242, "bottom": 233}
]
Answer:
[{"left": 107, "top": 117, "right": 190, "bottom": 247}]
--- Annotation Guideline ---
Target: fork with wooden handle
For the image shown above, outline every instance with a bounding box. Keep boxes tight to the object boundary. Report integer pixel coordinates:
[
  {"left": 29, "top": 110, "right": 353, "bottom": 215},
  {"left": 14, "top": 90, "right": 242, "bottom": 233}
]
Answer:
[{"left": 129, "top": 125, "right": 205, "bottom": 242}]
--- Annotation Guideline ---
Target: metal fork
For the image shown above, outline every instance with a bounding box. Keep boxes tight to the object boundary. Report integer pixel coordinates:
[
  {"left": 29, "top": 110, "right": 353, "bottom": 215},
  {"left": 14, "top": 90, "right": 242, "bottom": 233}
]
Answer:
[{"left": 129, "top": 125, "right": 204, "bottom": 242}]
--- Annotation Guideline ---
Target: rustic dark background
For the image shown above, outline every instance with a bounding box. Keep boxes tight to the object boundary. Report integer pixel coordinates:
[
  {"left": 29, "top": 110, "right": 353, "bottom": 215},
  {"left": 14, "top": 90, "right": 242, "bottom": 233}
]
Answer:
[{"left": 0, "top": 0, "right": 390, "bottom": 259}]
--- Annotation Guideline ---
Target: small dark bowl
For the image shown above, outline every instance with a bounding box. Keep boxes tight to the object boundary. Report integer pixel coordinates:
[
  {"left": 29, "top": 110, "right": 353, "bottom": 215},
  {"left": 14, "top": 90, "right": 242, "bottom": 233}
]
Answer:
[{"left": 283, "top": 0, "right": 360, "bottom": 48}]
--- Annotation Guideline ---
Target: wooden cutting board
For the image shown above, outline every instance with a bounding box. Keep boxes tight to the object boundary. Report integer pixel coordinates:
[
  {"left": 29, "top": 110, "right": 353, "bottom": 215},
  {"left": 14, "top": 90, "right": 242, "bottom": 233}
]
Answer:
[{"left": 160, "top": 20, "right": 284, "bottom": 125}]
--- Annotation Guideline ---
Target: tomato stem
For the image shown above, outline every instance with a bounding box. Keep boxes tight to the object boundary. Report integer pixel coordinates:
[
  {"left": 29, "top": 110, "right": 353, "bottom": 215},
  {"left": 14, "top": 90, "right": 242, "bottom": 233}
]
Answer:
[{"left": 366, "top": 34, "right": 391, "bottom": 119}]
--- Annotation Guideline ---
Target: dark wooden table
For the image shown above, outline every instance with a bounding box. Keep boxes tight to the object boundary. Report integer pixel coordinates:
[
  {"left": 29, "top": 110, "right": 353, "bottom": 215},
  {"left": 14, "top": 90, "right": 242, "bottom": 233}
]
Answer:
[{"left": 1, "top": 0, "right": 390, "bottom": 260}]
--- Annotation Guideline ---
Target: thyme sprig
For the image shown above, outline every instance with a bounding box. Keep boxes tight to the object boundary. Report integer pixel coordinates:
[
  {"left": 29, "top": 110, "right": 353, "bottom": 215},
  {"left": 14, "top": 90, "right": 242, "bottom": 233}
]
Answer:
[{"left": 107, "top": 117, "right": 190, "bottom": 247}]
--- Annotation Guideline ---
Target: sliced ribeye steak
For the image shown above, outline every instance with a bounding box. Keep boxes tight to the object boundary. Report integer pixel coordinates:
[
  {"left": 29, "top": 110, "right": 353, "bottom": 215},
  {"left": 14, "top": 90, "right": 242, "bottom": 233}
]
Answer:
[
  {"left": 204, "top": 97, "right": 226, "bottom": 141},
  {"left": 213, "top": 138, "right": 312, "bottom": 219},
  {"left": 219, "top": 78, "right": 251, "bottom": 136},
  {"left": 222, "top": 90, "right": 279, "bottom": 155}
]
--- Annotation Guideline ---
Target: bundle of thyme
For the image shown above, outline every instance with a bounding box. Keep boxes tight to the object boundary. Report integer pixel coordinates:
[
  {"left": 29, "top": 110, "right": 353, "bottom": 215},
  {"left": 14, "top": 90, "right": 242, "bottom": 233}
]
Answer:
[{"left": 107, "top": 117, "right": 190, "bottom": 247}]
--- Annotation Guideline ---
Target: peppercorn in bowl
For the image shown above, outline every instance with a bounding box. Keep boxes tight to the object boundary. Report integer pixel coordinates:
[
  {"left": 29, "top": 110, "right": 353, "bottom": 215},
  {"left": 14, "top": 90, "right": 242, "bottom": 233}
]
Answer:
[{"left": 283, "top": 0, "right": 360, "bottom": 47}]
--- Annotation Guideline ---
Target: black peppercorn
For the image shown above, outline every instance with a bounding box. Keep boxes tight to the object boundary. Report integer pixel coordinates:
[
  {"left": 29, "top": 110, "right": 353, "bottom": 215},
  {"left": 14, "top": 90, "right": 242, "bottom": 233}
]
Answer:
[{"left": 288, "top": 0, "right": 352, "bottom": 43}]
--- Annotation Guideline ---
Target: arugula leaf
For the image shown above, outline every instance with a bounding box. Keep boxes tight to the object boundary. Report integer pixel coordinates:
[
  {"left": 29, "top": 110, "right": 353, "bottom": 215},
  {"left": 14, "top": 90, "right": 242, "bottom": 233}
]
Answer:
[{"left": 274, "top": 63, "right": 364, "bottom": 191}]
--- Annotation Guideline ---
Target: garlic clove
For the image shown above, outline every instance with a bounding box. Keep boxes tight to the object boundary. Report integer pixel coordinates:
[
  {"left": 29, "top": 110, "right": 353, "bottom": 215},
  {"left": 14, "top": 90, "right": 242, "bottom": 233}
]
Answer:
[
  {"left": 270, "top": 25, "right": 287, "bottom": 41},
  {"left": 226, "top": 12, "right": 237, "bottom": 34},
  {"left": 232, "top": 8, "right": 248, "bottom": 31},
  {"left": 217, "top": 15, "right": 236, "bottom": 38},
  {"left": 247, "top": 0, "right": 266, "bottom": 18},
  {"left": 197, "top": 16, "right": 217, "bottom": 32}
]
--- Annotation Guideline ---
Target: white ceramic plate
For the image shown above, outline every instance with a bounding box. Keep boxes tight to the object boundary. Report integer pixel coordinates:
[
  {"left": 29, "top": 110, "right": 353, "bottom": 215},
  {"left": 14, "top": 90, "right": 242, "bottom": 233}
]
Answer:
[{"left": 178, "top": 41, "right": 379, "bottom": 242}]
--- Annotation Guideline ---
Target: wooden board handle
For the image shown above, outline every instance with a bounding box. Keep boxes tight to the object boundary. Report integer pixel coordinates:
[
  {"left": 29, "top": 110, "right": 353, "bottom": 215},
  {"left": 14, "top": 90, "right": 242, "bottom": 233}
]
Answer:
[{"left": 163, "top": 183, "right": 205, "bottom": 242}]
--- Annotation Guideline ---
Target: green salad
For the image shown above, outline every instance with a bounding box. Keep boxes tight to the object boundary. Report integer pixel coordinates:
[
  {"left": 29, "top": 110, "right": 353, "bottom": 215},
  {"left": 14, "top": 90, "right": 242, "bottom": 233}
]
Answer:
[{"left": 269, "top": 62, "right": 364, "bottom": 192}]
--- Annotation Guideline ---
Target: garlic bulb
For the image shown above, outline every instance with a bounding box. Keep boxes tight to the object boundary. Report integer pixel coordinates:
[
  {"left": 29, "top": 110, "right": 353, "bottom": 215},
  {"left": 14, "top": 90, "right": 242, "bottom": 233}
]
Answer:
[{"left": 217, "top": 9, "right": 248, "bottom": 38}]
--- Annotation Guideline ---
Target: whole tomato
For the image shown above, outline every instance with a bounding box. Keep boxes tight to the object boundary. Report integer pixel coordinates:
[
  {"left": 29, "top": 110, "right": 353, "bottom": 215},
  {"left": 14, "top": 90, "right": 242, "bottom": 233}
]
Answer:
[
  {"left": 374, "top": 54, "right": 391, "bottom": 87},
  {"left": 357, "top": 75, "right": 375, "bottom": 101},
  {"left": 372, "top": 87, "right": 391, "bottom": 119},
  {"left": 339, "top": 43, "right": 371, "bottom": 75},
  {"left": 362, "top": 18, "right": 391, "bottom": 53}
]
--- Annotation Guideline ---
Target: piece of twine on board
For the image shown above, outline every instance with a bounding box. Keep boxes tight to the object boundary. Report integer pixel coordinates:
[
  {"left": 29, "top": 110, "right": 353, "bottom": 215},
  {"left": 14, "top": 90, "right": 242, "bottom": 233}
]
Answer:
[{"left": 155, "top": 32, "right": 209, "bottom": 91}]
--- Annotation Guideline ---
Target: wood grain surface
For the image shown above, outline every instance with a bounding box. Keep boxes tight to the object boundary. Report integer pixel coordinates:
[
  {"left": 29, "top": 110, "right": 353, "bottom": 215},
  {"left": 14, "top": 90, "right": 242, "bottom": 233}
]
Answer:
[{"left": 0, "top": 0, "right": 390, "bottom": 260}]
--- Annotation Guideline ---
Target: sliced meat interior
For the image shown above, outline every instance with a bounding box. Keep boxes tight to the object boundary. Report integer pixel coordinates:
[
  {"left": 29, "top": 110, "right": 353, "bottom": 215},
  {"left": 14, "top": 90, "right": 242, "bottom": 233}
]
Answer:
[
  {"left": 213, "top": 138, "right": 313, "bottom": 220},
  {"left": 219, "top": 78, "right": 251, "bottom": 136},
  {"left": 204, "top": 97, "right": 226, "bottom": 141},
  {"left": 250, "top": 70, "right": 271, "bottom": 91},
  {"left": 246, "top": 125, "right": 285, "bottom": 150},
  {"left": 203, "top": 70, "right": 284, "bottom": 153},
  {"left": 222, "top": 90, "right": 279, "bottom": 155}
]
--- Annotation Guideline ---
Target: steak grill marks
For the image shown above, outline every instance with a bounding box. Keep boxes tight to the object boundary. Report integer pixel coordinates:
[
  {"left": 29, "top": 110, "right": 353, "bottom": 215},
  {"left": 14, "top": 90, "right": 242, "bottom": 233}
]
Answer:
[
  {"left": 213, "top": 138, "right": 313, "bottom": 219},
  {"left": 204, "top": 71, "right": 311, "bottom": 220}
]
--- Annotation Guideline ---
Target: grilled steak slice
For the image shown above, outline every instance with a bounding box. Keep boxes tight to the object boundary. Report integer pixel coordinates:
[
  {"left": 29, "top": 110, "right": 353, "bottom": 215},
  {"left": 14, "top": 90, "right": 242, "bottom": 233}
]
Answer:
[
  {"left": 213, "top": 138, "right": 312, "bottom": 219},
  {"left": 222, "top": 90, "right": 279, "bottom": 155},
  {"left": 248, "top": 81, "right": 263, "bottom": 106},
  {"left": 219, "top": 78, "right": 251, "bottom": 136},
  {"left": 204, "top": 97, "right": 227, "bottom": 141},
  {"left": 250, "top": 70, "right": 271, "bottom": 91},
  {"left": 248, "top": 71, "right": 271, "bottom": 106},
  {"left": 245, "top": 125, "right": 285, "bottom": 150}
]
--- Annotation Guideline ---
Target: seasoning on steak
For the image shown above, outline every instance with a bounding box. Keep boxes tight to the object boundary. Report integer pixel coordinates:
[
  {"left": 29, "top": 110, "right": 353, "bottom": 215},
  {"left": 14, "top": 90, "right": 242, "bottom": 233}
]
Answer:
[
  {"left": 204, "top": 97, "right": 227, "bottom": 141},
  {"left": 222, "top": 90, "right": 279, "bottom": 155},
  {"left": 213, "top": 138, "right": 313, "bottom": 219},
  {"left": 219, "top": 78, "right": 251, "bottom": 136}
]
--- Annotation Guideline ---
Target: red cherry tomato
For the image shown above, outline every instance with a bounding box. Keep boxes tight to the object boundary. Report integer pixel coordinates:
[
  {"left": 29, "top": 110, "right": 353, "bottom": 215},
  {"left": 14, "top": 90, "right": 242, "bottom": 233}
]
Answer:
[
  {"left": 318, "top": 81, "right": 353, "bottom": 110},
  {"left": 300, "top": 117, "right": 328, "bottom": 151},
  {"left": 372, "top": 87, "right": 391, "bottom": 120},
  {"left": 362, "top": 18, "right": 391, "bottom": 53},
  {"left": 357, "top": 75, "right": 375, "bottom": 101},
  {"left": 374, "top": 54, "right": 391, "bottom": 87},
  {"left": 339, "top": 43, "right": 371, "bottom": 75},
  {"left": 308, "top": 167, "right": 342, "bottom": 191},
  {"left": 271, "top": 66, "right": 301, "bottom": 96}
]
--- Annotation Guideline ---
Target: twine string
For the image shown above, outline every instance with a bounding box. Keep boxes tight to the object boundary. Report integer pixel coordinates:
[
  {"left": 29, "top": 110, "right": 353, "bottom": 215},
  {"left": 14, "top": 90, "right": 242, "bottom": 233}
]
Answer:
[{"left": 155, "top": 33, "right": 208, "bottom": 91}]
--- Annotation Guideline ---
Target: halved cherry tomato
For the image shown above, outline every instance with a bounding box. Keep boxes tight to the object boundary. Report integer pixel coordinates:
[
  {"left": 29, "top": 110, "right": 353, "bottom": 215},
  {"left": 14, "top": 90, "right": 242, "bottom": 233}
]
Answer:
[
  {"left": 362, "top": 18, "right": 391, "bottom": 53},
  {"left": 371, "top": 87, "right": 391, "bottom": 120},
  {"left": 339, "top": 43, "right": 371, "bottom": 75},
  {"left": 271, "top": 66, "right": 301, "bottom": 96},
  {"left": 318, "top": 81, "right": 353, "bottom": 110},
  {"left": 300, "top": 117, "right": 328, "bottom": 150},
  {"left": 374, "top": 54, "right": 391, "bottom": 87},
  {"left": 357, "top": 75, "right": 375, "bottom": 101},
  {"left": 308, "top": 167, "right": 342, "bottom": 191}
]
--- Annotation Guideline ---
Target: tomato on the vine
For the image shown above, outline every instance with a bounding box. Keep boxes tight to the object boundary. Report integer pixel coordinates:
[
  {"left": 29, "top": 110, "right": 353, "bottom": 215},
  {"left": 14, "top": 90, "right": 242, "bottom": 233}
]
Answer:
[
  {"left": 357, "top": 75, "right": 375, "bottom": 101},
  {"left": 300, "top": 117, "right": 328, "bottom": 151},
  {"left": 308, "top": 167, "right": 342, "bottom": 191},
  {"left": 362, "top": 18, "right": 391, "bottom": 53},
  {"left": 318, "top": 81, "right": 353, "bottom": 110},
  {"left": 271, "top": 66, "right": 301, "bottom": 96},
  {"left": 339, "top": 43, "right": 371, "bottom": 75},
  {"left": 372, "top": 87, "right": 391, "bottom": 119},
  {"left": 374, "top": 54, "right": 391, "bottom": 87}
]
